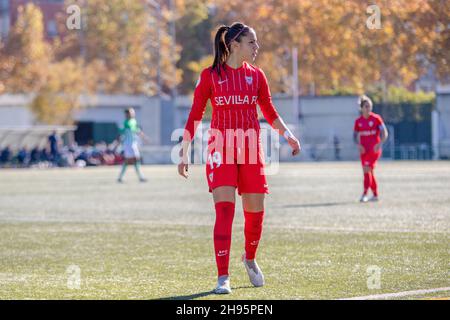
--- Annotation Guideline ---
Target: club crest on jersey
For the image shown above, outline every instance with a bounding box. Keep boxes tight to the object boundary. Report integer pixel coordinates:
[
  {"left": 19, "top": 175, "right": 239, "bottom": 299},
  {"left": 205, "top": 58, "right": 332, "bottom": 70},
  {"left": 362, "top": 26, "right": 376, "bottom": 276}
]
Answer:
[
  {"left": 245, "top": 76, "right": 253, "bottom": 85},
  {"left": 369, "top": 121, "right": 373, "bottom": 127}
]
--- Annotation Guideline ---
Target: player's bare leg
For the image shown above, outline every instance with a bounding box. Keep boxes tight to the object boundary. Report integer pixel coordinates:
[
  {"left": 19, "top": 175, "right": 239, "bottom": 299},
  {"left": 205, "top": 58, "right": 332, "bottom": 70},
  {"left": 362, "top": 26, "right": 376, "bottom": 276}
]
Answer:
[
  {"left": 213, "top": 186, "right": 236, "bottom": 204},
  {"left": 242, "top": 193, "right": 264, "bottom": 212},
  {"left": 241, "top": 193, "right": 265, "bottom": 287},
  {"left": 212, "top": 186, "right": 236, "bottom": 294}
]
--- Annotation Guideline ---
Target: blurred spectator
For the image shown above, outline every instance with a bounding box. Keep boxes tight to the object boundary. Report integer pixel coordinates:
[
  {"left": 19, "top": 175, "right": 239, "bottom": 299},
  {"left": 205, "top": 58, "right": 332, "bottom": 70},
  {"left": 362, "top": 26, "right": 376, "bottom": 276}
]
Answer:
[
  {"left": 29, "top": 147, "right": 40, "bottom": 165},
  {"left": 0, "top": 146, "right": 12, "bottom": 166},
  {"left": 48, "top": 131, "right": 61, "bottom": 165},
  {"left": 334, "top": 135, "right": 341, "bottom": 161},
  {"left": 40, "top": 147, "right": 50, "bottom": 163},
  {"left": 0, "top": 141, "right": 123, "bottom": 169},
  {"left": 17, "top": 147, "right": 28, "bottom": 167}
]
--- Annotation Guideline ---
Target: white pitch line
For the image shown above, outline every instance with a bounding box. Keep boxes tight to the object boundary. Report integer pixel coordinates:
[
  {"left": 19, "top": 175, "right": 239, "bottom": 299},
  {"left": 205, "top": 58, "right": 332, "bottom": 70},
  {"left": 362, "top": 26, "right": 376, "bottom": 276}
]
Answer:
[{"left": 339, "top": 287, "right": 450, "bottom": 300}]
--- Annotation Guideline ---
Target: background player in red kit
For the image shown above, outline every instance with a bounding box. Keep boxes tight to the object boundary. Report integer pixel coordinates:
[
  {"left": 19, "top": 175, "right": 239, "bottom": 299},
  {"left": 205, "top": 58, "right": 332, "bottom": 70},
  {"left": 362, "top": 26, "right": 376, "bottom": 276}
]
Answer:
[
  {"left": 178, "top": 22, "right": 301, "bottom": 294},
  {"left": 354, "top": 95, "right": 389, "bottom": 203}
]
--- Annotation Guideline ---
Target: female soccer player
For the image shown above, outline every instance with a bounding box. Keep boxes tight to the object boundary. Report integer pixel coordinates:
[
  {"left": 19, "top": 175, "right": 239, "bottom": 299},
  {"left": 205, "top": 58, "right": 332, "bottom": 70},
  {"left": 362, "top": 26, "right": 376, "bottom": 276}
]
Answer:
[
  {"left": 117, "top": 108, "right": 149, "bottom": 183},
  {"left": 178, "top": 22, "right": 301, "bottom": 294},
  {"left": 353, "top": 95, "right": 388, "bottom": 202}
]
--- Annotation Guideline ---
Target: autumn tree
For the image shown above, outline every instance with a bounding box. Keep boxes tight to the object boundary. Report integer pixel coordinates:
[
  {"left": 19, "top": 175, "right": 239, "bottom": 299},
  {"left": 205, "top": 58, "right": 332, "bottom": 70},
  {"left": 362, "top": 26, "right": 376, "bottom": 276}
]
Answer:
[
  {"left": 0, "top": 3, "right": 104, "bottom": 124},
  {"left": 174, "top": 0, "right": 214, "bottom": 94},
  {"left": 2, "top": 0, "right": 447, "bottom": 104},
  {"left": 56, "top": 0, "right": 181, "bottom": 95},
  {"left": 209, "top": 0, "right": 449, "bottom": 95},
  {"left": 31, "top": 58, "right": 104, "bottom": 125},
  {"left": 0, "top": 3, "right": 51, "bottom": 93}
]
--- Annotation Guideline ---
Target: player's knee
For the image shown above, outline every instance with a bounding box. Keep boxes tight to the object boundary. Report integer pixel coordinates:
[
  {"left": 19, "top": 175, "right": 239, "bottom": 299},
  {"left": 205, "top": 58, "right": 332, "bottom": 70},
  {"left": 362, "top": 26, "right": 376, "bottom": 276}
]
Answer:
[
  {"left": 242, "top": 194, "right": 265, "bottom": 212},
  {"left": 244, "top": 204, "right": 265, "bottom": 212},
  {"left": 213, "top": 186, "right": 236, "bottom": 203}
]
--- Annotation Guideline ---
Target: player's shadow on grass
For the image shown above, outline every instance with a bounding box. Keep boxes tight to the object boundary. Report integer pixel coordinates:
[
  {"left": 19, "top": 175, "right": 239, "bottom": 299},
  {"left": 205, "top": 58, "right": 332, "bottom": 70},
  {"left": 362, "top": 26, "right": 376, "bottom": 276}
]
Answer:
[
  {"left": 157, "top": 286, "right": 254, "bottom": 300},
  {"left": 282, "top": 201, "right": 354, "bottom": 209},
  {"left": 158, "top": 291, "right": 215, "bottom": 300}
]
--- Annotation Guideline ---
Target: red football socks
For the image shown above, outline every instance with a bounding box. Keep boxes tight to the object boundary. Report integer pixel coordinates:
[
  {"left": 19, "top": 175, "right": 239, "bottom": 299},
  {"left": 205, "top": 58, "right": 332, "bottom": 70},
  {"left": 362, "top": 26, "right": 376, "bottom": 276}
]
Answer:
[
  {"left": 244, "top": 210, "right": 264, "bottom": 260},
  {"left": 213, "top": 202, "right": 235, "bottom": 277},
  {"left": 363, "top": 172, "right": 372, "bottom": 195},
  {"left": 371, "top": 172, "right": 378, "bottom": 196}
]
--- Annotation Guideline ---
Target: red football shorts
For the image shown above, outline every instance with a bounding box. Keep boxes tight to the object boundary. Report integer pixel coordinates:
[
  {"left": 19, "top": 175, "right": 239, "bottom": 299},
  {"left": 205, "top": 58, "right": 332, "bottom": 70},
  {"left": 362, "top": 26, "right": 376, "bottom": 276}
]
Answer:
[
  {"left": 205, "top": 134, "right": 268, "bottom": 195},
  {"left": 360, "top": 148, "right": 382, "bottom": 169}
]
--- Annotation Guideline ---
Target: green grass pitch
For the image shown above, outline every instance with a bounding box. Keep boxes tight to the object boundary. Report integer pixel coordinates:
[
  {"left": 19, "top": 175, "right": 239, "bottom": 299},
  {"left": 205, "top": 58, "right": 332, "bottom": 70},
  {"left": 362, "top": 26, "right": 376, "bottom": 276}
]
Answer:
[{"left": 0, "top": 161, "right": 448, "bottom": 299}]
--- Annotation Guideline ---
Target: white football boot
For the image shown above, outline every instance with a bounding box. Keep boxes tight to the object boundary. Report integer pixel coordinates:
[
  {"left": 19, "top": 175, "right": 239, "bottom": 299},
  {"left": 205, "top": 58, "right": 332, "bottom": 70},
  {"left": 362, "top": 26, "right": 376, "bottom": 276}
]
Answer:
[
  {"left": 360, "top": 194, "right": 369, "bottom": 203},
  {"left": 214, "top": 275, "right": 231, "bottom": 294},
  {"left": 242, "top": 254, "right": 265, "bottom": 287}
]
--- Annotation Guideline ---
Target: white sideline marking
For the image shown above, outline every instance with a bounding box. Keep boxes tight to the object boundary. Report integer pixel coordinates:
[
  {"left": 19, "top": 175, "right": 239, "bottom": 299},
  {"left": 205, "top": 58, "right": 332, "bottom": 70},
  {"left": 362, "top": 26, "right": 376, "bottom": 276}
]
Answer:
[{"left": 340, "top": 287, "right": 450, "bottom": 300}]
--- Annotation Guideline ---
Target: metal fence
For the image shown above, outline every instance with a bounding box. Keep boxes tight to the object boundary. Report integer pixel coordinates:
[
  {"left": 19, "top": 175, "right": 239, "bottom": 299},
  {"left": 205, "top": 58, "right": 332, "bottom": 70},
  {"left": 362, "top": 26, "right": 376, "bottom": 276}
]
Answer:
[{"left": 382, "top": 144, "right": 434, "bottom": 160}]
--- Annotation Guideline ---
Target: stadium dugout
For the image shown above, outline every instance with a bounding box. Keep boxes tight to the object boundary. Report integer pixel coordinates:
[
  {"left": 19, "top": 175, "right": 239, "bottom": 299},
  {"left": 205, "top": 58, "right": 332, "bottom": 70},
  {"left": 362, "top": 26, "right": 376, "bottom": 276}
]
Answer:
[{"left": 0, "top": 126, "right": 76, "bottom": 152}]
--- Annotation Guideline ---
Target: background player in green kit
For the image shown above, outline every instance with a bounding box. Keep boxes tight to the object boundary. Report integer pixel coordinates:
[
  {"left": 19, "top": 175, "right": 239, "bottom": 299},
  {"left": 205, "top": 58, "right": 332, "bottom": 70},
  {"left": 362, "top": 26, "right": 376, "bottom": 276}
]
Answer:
[{"left": 117, "top": 108, "right": 149, "bottom": 183}]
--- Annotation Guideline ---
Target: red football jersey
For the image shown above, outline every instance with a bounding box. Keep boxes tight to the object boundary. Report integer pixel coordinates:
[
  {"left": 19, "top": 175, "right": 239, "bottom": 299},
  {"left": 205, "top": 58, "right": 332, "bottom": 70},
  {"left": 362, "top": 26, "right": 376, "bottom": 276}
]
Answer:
[
  {"left": 354, "top": 112, "right": 385, "bottom": 148},
  {"left": 183, "top": 62, "right": 279, "bottom": 142}
]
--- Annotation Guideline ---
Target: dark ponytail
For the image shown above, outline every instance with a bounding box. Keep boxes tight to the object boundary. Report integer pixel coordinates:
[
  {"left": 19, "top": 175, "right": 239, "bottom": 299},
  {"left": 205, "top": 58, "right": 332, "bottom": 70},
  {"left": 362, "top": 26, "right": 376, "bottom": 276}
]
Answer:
[
  {"left": 212, "top": 25, "right": 230, "bottom": 79},
  {"left": 212, "top": 22, "right": 251, "bottom": 79}
]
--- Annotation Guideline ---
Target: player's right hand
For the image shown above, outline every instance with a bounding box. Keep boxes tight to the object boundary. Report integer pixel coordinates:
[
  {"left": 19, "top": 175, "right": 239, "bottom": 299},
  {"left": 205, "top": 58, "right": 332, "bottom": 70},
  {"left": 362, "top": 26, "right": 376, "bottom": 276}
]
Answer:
[
  {"left": 358, "top": 144, "right": 365, "bottom": 154},
  {"left": 283, "top": 131, "right": 301, "bottom": 156},
  {"left": 288, "top": 136, "right": 301, "bottom": 156},
  {"left": 178, "top": 155, "right": 189, "bottom": 179}
]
